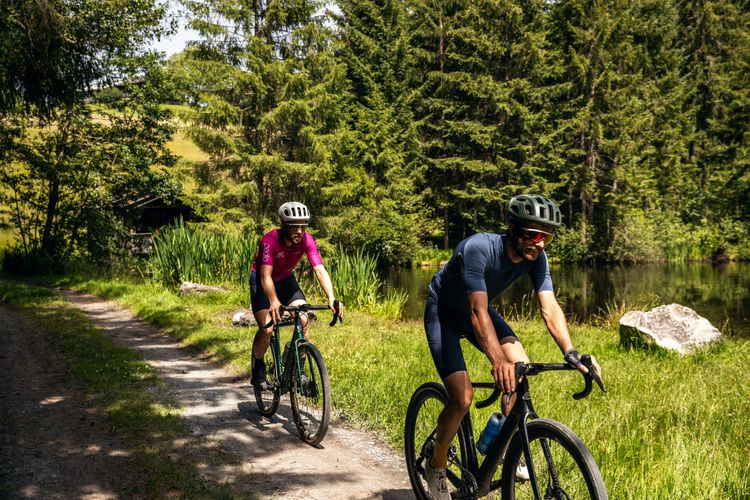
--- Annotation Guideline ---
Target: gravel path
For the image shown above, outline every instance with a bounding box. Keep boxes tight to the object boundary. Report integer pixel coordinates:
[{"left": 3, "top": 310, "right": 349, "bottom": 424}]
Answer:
[{"left": 0, "top": 288, "right": 414, "bottom": 499}]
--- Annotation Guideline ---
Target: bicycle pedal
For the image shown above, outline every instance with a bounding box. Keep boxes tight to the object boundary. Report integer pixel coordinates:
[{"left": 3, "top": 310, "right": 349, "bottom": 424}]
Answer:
[{"left": 253, "top": 380, "right": 269, "bottom": 391}]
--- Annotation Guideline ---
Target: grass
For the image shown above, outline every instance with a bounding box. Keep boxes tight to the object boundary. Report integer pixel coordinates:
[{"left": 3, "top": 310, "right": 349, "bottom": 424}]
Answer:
[
  {"left": 4, "top": 273, "right": 749, "bottom": 498},
  {"left": 0, "top": 228, "right": 16, "bottom": 250},
  {"left": 0, "top": 279, "right": 235, "bottom": 498}
]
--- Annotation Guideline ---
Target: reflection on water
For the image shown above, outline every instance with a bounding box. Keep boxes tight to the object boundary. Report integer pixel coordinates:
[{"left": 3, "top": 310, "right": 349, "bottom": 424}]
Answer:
[{"left": 384, "top": 262, "right": 750, "bottom": 337}]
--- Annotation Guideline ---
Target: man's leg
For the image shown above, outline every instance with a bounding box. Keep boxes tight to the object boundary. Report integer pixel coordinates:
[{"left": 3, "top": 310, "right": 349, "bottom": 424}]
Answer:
[
  {"left": 251, "top": 309, "right": 273, "bottom": 387},
  {"left": 288, "top": 298, "right": 310, "bottom": 338},
  {"left": 432, "top": 370, "right": 473, "bottom": 467}
]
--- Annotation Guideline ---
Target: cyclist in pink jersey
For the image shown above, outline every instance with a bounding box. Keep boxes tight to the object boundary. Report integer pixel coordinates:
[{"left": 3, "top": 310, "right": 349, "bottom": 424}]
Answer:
[{"left": 250, "top": 201, "right": 344, "bottom": 388}]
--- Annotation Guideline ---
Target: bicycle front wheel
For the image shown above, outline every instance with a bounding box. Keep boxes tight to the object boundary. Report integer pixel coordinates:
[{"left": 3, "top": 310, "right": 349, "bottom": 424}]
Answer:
[
  {"left": 501, "top": 418, "right": 607, "bottom": 500},
  {"left": 290, "top": 342, "right": 331, "bottom": 446},
  {"left": 404, "top": 382, "right": 474, "bottom": 500},
  {"left": 253, "top": 342, "right": 280, "bottom": 417}
]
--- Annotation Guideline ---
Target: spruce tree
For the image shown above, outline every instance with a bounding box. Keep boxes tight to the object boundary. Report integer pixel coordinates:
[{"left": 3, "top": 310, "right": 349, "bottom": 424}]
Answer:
[
  {"left": 407, "top": 0, "right": 551, "bottom": 247},
  {"left": 173, "top": 0, "right": 350, "bottom": 230}
]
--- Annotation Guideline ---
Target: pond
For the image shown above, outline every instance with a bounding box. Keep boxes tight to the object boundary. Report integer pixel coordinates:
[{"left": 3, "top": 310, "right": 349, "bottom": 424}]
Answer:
[{"left": 385, "top": 262, "right": 750, "bottom": 338}]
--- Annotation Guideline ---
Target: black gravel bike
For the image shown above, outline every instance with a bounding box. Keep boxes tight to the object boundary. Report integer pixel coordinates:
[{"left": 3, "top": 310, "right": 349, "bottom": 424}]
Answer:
[
  {"left": 253, "top": 302, "right": 341, "bottom": 446},
  {"left": 404, "top": 356, "right": 608, "bottom": 499}
]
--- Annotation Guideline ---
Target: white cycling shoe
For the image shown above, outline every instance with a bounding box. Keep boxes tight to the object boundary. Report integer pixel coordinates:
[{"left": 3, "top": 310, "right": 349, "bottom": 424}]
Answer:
[
  {"left": 424, "top": 460, "right": 451, "bottom": 500},
  {"left": 515, "top": 458, "right": 530, "bottom": 482}
]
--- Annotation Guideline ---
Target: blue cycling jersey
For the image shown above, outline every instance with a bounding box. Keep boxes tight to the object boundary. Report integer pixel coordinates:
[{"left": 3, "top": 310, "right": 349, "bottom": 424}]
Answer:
[{"left": 429, "top": 233, "right": 553, "bottom": 315}]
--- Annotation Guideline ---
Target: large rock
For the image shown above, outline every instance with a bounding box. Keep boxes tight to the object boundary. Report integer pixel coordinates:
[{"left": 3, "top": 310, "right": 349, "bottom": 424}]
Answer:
[
  {"left": 179, "top": 281, "right": 229, "bottom": 295},
  {"left": 619, "top": 304, "right": 722, "bottom": 354},
  {"left": 232, "top": 309, "right": 257, "bottom": 327}
]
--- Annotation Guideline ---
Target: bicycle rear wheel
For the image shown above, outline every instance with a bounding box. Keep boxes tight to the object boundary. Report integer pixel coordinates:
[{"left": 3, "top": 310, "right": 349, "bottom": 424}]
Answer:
[
  {"left": 253, "top": 342, "right": 280, "bottom": 417},
  {"left": 290, "top": 342, "right": 331, "bottom": 445},
  {"left": 404, "top": 382, "right": 474, "bottom": 500},
  {"left": 501, "top": 418, "right": 607, "bottom": 500}
]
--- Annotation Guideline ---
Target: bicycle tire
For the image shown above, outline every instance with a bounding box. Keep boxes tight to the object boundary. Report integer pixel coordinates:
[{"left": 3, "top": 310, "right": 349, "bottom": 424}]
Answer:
[
  {"left": 253, "top": 341, "right": 280, "bottom": 417},
  {"left": 500, "top": 418, "right": 607, "bottom": 500},
  {"left": 404, "top": 382, "right": 474, "bottom": 500},
  {"left": 290, "top": 342, "right": 331, "bottom": 446}
]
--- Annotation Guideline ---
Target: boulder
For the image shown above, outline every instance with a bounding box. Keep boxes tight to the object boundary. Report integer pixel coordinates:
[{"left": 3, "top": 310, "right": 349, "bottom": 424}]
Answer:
[
  {"left": 232, "top": 309, "right": 257, "bottom": 327},
  {"left": 619, "top": 304, "right": 722, "bottom": 355},
  {"left": 179, "top": 281, "right": 229, "bottom": 295}
]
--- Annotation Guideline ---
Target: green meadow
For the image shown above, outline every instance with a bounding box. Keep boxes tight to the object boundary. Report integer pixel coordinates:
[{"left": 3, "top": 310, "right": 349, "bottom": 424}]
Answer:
[{"left": 2, "top": 276, "right": 746, "bottom": 498}]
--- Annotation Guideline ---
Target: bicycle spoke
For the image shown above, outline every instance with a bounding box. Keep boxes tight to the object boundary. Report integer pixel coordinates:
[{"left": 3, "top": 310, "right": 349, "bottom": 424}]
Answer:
[
  {"left": 512, "top": 435, "right": 588, "bottom": 499},
  {"left": 404, "top": 383, "right": 472, "bottom": 500},
  {"left": 290, "top": 343, "right": 330, "bottom": 445}
]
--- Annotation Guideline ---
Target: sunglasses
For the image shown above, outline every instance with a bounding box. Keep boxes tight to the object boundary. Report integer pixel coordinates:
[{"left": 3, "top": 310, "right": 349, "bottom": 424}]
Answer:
[
  {"left": 285, "top": 224, "right": 308, "bottom": 232},
  {"left": 518, "top": 227, "right": 554, "bottom": 244}
]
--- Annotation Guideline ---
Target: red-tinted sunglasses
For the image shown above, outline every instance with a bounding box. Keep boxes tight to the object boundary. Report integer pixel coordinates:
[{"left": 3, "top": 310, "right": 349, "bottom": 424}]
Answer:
[{"left": 519, "top": 228, "right": 555, "bottom": 244}]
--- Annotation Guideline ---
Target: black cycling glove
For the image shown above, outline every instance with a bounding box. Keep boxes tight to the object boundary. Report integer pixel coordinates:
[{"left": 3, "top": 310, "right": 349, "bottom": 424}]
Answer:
[{"left": 564, "top": 349, "right": 583, "bottom": 369}]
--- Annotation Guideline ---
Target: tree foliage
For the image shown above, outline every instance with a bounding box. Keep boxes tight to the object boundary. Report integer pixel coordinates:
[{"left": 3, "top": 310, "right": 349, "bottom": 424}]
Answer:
[
  {"left": 167, "top": 0, "right": 749, "bottom": 263},
  {"left": 1, "top": 1, "right": 744, "bottom": 265},
  {"left": 0, "top": 1, "right": 178, "bottom": 269}
]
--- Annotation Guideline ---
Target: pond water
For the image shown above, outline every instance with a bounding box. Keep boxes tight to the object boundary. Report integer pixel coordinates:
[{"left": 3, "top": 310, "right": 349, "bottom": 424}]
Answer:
[{"left": 385, "top": 262, "right": 750, "bottom": 337}]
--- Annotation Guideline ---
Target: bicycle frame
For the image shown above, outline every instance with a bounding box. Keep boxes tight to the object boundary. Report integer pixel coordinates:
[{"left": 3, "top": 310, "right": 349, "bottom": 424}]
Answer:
[
  {"left": 267, "top": 314, "right": 306, "bottom": 395},
  {"left": 452, "top": 360, "right": 605, "bottom": 498},
  {"left": 264, "top": 303, "right": 338, "bottom": 394}
]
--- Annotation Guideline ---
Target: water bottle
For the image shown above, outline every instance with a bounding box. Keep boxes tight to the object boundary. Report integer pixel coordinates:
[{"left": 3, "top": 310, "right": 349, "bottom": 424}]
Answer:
[
  {"left": 282, "top": 342, "right": 291, "bottom": 361},
  {"left": 476, "top": 412, "right": 505, "bottom": 455}
]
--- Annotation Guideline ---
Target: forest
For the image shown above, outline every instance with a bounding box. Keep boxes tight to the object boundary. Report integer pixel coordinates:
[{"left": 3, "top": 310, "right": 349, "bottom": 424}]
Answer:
[{"left": 1, "top": 0, "right": 748, "bottom": 269}]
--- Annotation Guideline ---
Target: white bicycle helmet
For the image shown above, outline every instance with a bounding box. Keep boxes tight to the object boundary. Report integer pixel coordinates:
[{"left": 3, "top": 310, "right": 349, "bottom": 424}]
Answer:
[{"left": 278, "top": 201, "right": 311, "bottom": 223}]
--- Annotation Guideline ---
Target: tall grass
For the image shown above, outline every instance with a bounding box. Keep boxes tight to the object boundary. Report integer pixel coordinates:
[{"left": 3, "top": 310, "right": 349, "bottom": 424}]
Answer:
[
  {"left": 147, "top": 225, "right": 406, "bottom": 318},
  {"left": 301, "top": 244, "right": 408, "bottom": 318},
  {"left": 147, "top": 219, "right": 257, "bottom": 290}
]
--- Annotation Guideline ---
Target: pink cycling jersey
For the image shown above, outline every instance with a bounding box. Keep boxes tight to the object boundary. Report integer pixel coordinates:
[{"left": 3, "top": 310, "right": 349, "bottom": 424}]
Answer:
[{"left": 251, "top": 229, "right": 323, "bottom": 281}]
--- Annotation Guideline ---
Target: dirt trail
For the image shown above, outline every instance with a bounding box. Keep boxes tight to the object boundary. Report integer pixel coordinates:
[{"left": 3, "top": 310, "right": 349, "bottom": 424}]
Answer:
[{"left": 0, "top": 289, "right": 413, "bottom": 499}]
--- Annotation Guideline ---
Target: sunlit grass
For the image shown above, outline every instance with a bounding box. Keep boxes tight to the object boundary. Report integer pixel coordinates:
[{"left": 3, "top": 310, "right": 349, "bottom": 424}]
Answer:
[
  {"left": 10, "top": 274, "right": 750, "bottom": 498},
  {"left": 167, "top": 127, "right": 208, "bottom": 164},
  {"left": 0, "top": 280, "right": 231, "bottom": 497},
  {"left": 0, "top": 228, "right": 16, "bottom": 250}
]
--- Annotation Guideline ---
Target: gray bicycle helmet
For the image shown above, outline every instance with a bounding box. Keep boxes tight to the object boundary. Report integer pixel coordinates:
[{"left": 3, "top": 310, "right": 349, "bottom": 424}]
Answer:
[
  {"left": 278, "top": 201, "right": 310, "bottom": 223},
  {"left": 505, "top": 194, "right": 562, "bottom": 228}
]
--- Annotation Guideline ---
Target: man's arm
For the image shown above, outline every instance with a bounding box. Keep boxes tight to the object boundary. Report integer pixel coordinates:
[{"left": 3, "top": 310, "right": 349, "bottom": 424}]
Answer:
[
  {"left": 538, "top": 290, "right": 601, "bottom": 376},
  {"left": 468, "top": 291, "right": 516, "bottom": 393},
  {"left": 313, "top": 264, "right": 343, "bottom": 319},
  {"left": 537, "top": 290, "right": 574, "bottom": 354}
]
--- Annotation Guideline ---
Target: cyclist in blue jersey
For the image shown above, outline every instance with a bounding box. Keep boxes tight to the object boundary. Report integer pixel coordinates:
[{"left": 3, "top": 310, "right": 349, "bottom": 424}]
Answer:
[{"left": 422, "top": 194, "right": 602, "bottom": 500}]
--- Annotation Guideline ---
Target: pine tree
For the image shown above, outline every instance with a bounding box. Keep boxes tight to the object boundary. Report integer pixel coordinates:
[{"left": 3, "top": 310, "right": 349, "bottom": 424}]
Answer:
[
  {"left": 327, "top": 0, "right": 424, "bottom": 263},
  {"left": 677, "top": 0, "right": 750, "bottom": 224},
  {"left": 407, "top": 0, "right": 551, "bottom": 247},
  {"left": 173, "top": 0, "right": 350, "bottom": 230}
]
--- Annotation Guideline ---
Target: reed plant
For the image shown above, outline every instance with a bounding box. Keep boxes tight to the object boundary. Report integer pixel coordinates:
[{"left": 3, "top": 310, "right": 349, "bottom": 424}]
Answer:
[
  {"left": 299, "top": 244, "right": 408, "bottom": 319},
  {"left": 147, "top": 224, "right": 405, "bottom": 319},
  {"left": 329, "top": 245, "right": 406, "bottom": 312},
  {"left": 146, "top": 219, "right": 257, "bottom": 290}
]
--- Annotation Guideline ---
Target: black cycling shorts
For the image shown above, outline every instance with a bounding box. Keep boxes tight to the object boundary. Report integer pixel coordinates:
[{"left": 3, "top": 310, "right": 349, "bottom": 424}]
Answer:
[
  {"left": 424, "top": 294, "right": 518, "bottom": 380},
  {"left": 250, "top": 272, "right": 306, "bottom": 314}
]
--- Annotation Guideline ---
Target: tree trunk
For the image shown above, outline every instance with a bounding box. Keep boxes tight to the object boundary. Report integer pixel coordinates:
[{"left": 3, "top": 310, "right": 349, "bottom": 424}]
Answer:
[
  {"left": 41, "top": 106, "right": 72, "bottom": 254},
  {"left": 443, "top": 205, "right": 449, "bottom": 250}
]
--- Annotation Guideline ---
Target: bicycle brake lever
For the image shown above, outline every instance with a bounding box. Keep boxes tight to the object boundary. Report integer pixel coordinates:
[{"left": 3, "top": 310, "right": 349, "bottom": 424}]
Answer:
[
  {"left": 329, "top": 300, "right": 343, "bottom": 327},
  {"left": 581, "top": 354, "right": 607, "bottom": 393}
]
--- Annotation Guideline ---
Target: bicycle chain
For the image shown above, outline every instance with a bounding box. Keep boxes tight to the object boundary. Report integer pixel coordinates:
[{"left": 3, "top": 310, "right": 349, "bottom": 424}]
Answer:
[{"left": 448, "top": 450, "right": 478, "bottom": 500}]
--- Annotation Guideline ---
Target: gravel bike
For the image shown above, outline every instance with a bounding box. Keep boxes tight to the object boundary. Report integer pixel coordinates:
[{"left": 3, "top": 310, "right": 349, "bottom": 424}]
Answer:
[
  {"left": 252, "top": 302, "right": 341, "bottom": 446},
  {"left": 404, "top": 355, "right": 608, "bottom": 499}
]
